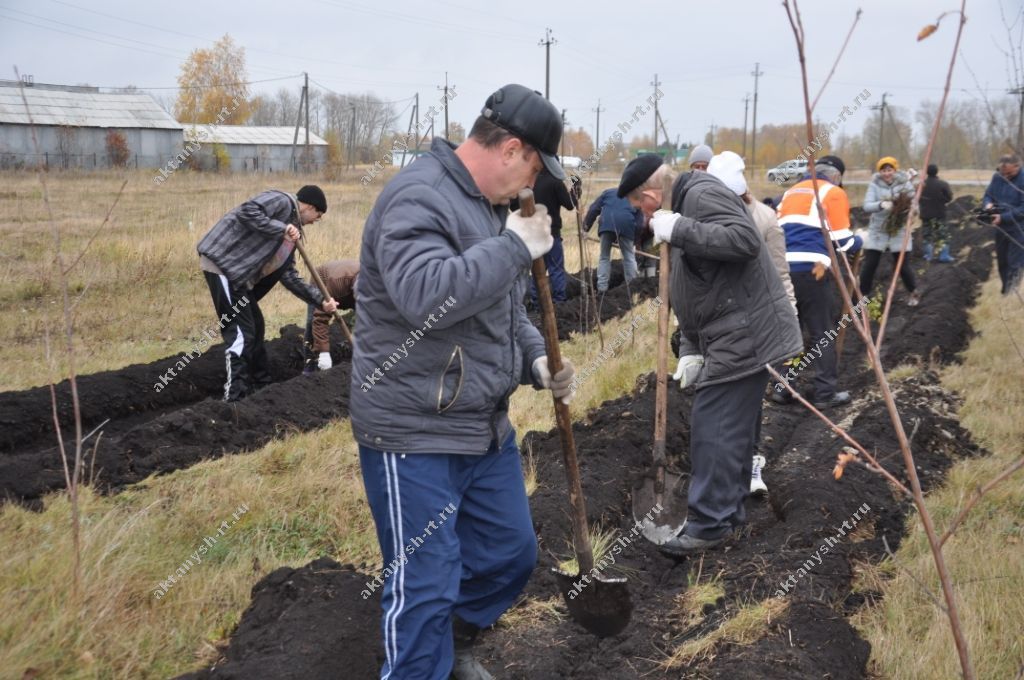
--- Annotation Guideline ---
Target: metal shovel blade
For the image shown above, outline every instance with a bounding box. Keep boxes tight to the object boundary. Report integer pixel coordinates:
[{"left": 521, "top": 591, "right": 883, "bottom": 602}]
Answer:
[
  {"left": 552, "top": 567, "right": 632, "bottom": 638},
  {"left": 632, "top": 468, "right": 688, "bottom": 545}
]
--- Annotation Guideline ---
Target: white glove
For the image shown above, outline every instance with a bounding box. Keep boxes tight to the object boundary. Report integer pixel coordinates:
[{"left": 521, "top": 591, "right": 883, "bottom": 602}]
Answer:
[
  {"left": 532, "top": 356, "right": 576, "bottom": 405},
  {"left": 506, "top": 204, "right": 553, "bottom": 260},
  {"left": 651, "top": 210, "right": 680, "bottom": 246},
  {"left": 880, "top": 200, "right": 893, "bottom": 211},
  {"left": 317, "top": 352, "right": 332, "bottom": 370},
  {"left": 672, "top": 355, "right": 703, "bottom": 388}
]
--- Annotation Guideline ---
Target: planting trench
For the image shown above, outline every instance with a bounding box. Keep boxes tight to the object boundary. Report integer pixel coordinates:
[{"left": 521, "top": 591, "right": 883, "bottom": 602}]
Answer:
[
  {"left": 180, "top": 216, "right": 997, "bottom": 677},
  {"left": 0, "top": 263, "right": 649, "bottom": 506}
]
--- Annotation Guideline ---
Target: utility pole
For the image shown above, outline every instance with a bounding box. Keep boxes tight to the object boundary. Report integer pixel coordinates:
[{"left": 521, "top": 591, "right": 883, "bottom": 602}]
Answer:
[
  {"left": 651, "top": 73, "right": 661, "bottom": 149},
  {"left": 708, "top": 123, "right": 717, "bottom": 148},
  {"left": 290, "top": 73, "right": 307, "bottom": 172},
  {"left": 438, "top": 72, "right": 451, "bottom": 140},
  {"left": 872, "top": 92, "right": 890, "bottom": 160},
  {"left": 742, "top": 93, "right": 750, "bottom": 159},
  {"left": 539, "top": 28, "right": 556, "bottom": 100},
  {"left": 1011, "top": 86, "right": 1024, "bottom": 154},
  {"left": 751, "top": 63, "right": 763, "bottom": 166},
  {"left": 304, "top": 72, "right": 310, "bottom": 172},
  {"left": 592, "top": 100, "right": 605, "bottom": 170}
]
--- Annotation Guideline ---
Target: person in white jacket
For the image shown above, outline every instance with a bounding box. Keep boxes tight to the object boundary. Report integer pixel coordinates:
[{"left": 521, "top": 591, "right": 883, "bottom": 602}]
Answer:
[{"left": 859, "top": 156, "right": 920, "bottom": 306}]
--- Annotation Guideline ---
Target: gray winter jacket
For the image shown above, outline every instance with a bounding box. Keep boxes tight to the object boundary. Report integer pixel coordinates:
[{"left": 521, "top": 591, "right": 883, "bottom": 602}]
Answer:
[
  {"left": 668, "top": 172, "right": 802, "bottom": 388},
  {"left": 197, "top": 190, "right": 324, "bottom": 305},
  {"left": 863, "top": 172, "right": 915, "bottom": 252},
  {"left": 350, "top": 138, "right": 546, "bottom": 455}
]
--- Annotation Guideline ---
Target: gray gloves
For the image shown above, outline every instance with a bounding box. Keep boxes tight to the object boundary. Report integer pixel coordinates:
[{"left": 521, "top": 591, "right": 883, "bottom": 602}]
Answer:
[
  {"left": 506, "top": 204, "right": 553, "bottom": 260},
  {"left": 532, "top": 356, "right": 576, "bottom": 405}
]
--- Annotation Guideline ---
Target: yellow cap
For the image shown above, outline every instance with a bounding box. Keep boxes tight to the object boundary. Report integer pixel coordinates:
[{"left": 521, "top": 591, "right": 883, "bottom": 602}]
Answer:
[{"left": 876, "top": 156, "right": 899, "bottom": 171}]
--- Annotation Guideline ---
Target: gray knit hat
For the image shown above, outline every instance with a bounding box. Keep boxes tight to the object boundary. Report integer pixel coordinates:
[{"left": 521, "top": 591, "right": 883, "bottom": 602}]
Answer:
[{"left": 688, "top": 144, "right": 713, "bottom": 167}]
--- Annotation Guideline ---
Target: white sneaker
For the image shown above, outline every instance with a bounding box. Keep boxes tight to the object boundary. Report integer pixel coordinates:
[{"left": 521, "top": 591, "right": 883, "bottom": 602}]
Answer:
[{"left": 750, "top": 455, "right": 768, "bottom": 496}]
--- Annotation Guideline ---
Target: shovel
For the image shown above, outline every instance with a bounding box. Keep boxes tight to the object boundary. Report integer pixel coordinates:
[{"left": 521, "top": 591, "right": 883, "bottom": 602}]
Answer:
[
  {"left": 633, "top": 241, "right": 688, "bottom": 545},
  {"left": 519, "top": 189, "right": 632, "bottom": 638}
]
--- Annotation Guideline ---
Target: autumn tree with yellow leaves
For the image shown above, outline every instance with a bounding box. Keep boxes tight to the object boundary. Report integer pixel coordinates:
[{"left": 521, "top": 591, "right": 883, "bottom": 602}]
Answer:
[{"left": 174, "top": 34, "right": 251, "bottom": 125}]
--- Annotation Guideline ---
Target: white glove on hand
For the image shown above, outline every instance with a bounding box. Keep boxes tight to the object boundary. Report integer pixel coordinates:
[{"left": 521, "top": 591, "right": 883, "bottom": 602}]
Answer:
[
  {"left": 651, "top": 210, "right": 680, "bottom": 246},
  {"left": 506, "top": 204, "right": 553, "bottom": 260},
  {"left": 672, "top": 354, "right": 704, "bottom": 388},
  {"left": 532, "top": 356, "right": 576, "bottom": 405},
  {"left": 880, "top": 200, "right": 893, "bottom": 211},
  {"left": 317, "top": 352, "right": 332, "bottom": 370}
]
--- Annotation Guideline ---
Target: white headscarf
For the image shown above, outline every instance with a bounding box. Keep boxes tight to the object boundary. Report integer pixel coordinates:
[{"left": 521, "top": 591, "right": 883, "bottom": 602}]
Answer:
[{"left": 707, "top": 151, "right": 748, "bottom": 197}]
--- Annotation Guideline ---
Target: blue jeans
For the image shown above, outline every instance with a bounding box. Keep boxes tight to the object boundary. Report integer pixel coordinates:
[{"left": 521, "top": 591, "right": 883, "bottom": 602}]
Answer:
[
  {"left": 529, "top": 235, "right": 567, "bottom": 303},
  {"left": 597, "top": 232, "right": 638, "bottom": 292},
  {"left": 359, "top": 430, "right": 537, "bottom": 679}
]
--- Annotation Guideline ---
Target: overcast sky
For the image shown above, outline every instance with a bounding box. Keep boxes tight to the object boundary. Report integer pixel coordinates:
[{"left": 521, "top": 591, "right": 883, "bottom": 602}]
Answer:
[{"left": 1, "top": 0, "right": 1021, "bottom": 147}]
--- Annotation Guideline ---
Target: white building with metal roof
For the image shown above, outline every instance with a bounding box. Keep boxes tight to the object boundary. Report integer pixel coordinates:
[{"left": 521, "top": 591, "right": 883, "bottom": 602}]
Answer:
[
  {"left": 0, "top": 80, "right": 182, "bottom": 169},
  {"left": 181, "top": 124, "right": 328, "bottom": 173}
]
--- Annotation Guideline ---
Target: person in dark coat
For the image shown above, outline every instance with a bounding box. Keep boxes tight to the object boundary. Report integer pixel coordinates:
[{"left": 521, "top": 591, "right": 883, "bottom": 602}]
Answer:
[
  {"left": 628, "top": 163, "right": 801, "bottom": 556},
  {"left": 511, "top": 169, "right": 579, "bottom": 303},
  {"left": 197, "top": 185, "right": 337, "bottom": 401},
  {"left": 982, "top": 154, "right": 1024, "bottom": 295},
  {"left": 583, "top": 188, "right": 644, "bottom": 292},
  {"left": 919, "top": 164, "right": 954, "bottom": 263}
]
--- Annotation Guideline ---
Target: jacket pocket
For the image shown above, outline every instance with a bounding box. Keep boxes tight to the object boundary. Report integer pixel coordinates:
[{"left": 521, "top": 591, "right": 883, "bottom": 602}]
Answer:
[
  {"left": 435, "top": 344, "right": 465, "bottom": 413},
  {"left": 699, "top": 312, "right": 755, "bottom": 379}
]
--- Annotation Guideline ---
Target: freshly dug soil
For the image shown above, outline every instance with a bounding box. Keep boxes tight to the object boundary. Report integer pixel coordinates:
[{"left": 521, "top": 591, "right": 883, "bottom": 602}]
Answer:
[
  {"left": 182, "top": 223, "right": 995, "bottom": 678},
  {"left": 0, "top": 264, "right": 644, "bottom": 505}
]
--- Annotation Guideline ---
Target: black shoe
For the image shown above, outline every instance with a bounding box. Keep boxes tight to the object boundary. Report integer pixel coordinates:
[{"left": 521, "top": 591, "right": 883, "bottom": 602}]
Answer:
[
  {"left": 658, "top": 530, "right": 727, "bottom": 558},
  {"left": 770, "top": 389, "right": 794, "bottom": 405},
  {"left": 812, "top": 390, "right": 851, "bottom": 409}
]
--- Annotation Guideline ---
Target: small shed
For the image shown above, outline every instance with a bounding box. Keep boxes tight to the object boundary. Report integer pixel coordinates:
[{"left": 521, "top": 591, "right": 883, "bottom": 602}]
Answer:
[{"left": 184, "top": 125, "right": 329, "bottom": 172}]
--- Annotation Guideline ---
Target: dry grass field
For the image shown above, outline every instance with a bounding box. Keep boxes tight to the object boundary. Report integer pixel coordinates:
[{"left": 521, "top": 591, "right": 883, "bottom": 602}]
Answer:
[{"left": 0, "top": 167, "right": 1019, "bottom": 678}]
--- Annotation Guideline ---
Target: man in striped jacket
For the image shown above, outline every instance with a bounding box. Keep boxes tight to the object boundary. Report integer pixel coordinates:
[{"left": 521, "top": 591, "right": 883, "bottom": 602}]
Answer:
[
  {"left": 773, "top": 155, "right": 862, "bottom": 409},
  {"left": 197, "top": 185, "right": 338, "bottom": 401}
]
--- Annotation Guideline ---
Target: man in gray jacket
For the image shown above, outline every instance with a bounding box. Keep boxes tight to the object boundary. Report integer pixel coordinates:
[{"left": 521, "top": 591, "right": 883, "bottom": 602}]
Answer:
[
  {"left": 640, "top": 169, "right": 801, "bottom": 556},
  {"left": 350, "top": 84, "right": 574, "bottom": 680},
  {"left": 197, "top": 185, "right": 337, "bottom": 401}
]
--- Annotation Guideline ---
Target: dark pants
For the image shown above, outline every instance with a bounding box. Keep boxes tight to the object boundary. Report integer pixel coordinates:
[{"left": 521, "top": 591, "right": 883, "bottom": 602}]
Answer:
[
  {"left": 359, "top": 430, "right": 536, "bottom": 679},
  {"left": 791, "top": 271, "right": 839, "bottom": 401},
  {"left": 995, "top": 225, "right": 1024, "bottom": 295},
  {"left": 685, "top": 369, "right": 768, "bottom": 540},
  {"left": 859, "top": 249, "right": 917, "bottom": 298},
  {"left": 203, "top": 271, "right": 269, "bottom": 401},
  {"left": 530, "top": 235, "right": 567, "bottom": 303}
]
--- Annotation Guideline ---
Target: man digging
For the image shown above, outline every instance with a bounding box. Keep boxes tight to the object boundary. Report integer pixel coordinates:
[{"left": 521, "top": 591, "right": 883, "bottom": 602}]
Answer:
[
  {"left": 628, "top": 159, "right": 801, "bottom": 557},
  {"left": 197, "top": 185, "right": 338, "bottom": 402},
  {"left": 350, "top": 84, "right": 575, "bottom": 680}
]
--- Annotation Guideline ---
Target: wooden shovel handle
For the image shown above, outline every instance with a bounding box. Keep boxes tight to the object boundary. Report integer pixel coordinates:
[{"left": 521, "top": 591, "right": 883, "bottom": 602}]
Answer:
[
  {"left": 519, "top": 189, "right": 595, "bottom": 574},
  {"left": 653, "top": 241, "right": 670, "bottom": 499}
]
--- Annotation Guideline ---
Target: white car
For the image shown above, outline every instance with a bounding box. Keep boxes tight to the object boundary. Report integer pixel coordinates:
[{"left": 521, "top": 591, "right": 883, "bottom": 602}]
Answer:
[{"left": 766, "top": 159, "right": 808, "bottom": 183}]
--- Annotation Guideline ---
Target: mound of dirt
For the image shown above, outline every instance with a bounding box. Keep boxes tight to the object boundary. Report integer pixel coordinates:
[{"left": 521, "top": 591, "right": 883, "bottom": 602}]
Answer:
[
  {"left": 0, "top": 326, "right": 351, "bottom": 505},
  {"left": 185, "top": 223, "right": 992, "bottom": 678},
  {"left": 177, "top": 557, "right": 382, "bottom": 680}
]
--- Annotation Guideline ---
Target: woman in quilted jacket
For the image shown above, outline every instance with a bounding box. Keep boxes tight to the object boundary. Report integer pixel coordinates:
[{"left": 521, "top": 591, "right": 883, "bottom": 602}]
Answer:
[{"left": 859, "top": 156, "right": 920, "bottom": 306}]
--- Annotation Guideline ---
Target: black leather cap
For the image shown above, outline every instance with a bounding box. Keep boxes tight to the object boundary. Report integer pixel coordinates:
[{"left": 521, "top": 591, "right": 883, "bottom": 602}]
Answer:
[
  {"left": 481, "top": 84, "right": 565, "bottom": 180},
  {"left": 817, "top": 155, "right": 846, "bottom": 176},
  {"left": 617, "top": 153, "right": 663, "bottom": 198}
]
